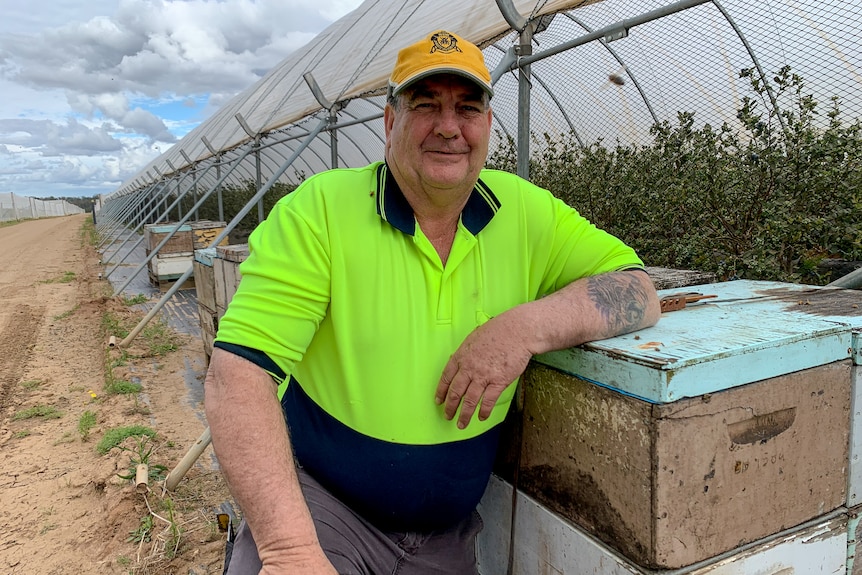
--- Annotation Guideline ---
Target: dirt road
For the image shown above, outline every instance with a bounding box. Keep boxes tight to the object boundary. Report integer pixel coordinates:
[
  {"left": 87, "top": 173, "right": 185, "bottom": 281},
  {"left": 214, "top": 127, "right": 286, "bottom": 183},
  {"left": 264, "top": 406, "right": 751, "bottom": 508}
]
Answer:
[{"left": 0, "top": 215, "right": 230, "bottom": 574}]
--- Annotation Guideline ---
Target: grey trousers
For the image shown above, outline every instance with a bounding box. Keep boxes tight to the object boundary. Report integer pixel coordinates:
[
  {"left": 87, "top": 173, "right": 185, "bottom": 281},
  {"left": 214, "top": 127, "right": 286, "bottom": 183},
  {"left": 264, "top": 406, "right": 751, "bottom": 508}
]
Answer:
[{"left": 225, "top": 468, "right": 483, "bottom": 575}]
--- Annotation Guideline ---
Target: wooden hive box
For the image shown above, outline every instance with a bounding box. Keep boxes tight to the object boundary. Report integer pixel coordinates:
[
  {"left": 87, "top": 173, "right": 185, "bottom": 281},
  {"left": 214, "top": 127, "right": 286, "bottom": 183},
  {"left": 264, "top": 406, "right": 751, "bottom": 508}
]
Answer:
[
  {"left": 144, "top": 223, "right": 193, "bottom": 255},
  {"left": 214, "top": 244, "right": 249, "bottom": 317},
  {"left": 510, "top": 280, "right": 861, "bottom": 569},
  {"left": 190, "top": 220, "right": 229, "bottom": 250}
]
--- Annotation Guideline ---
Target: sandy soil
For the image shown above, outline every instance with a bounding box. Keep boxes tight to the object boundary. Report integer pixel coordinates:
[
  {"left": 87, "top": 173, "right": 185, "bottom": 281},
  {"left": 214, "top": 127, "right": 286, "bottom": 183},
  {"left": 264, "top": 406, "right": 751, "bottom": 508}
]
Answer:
[{"left": 0, "top": 215, "right": 232, "bottom": 574}]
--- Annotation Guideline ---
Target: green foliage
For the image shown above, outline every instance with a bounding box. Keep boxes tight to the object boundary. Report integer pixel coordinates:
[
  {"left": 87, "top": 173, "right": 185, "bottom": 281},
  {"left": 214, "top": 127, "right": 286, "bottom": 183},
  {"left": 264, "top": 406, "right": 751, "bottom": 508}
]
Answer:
[
  {"left": 96, "top": 426, "right": 156, "bottom": 455},
  {"left": 80, "top": 218, "right": 98, "bottom": 246},
  {"left": 121, "top": 294, "right": 148, "bottom": 306},
  {"left": 128, "top": 515, "right": 154, "bottom": 544},
  {"left": 19, "top": 379, "right": 43, "bottom": 391},
  {"left": 115, "top": 435, "right": 168, "bottom": 482},
  {"left": 40, "top": 271, "right": 76, "bottom": 284},
  {"left": 101, "top": 311, "right": 129, "bottom": 338},
  {"left": 13, "top": 405, "right": 63, "bottom": 421},
  {"left": 489, "top": 67, "right": 862, "bottom": 284},
  {"left": 140, "top": 317, "right": 179, "bottom": 356},
  {"left": 104, "top": 378, "right": 142, "bottom": 395},
  {"left": 78, "top": 410, "right": 97, "bottom": 440}
]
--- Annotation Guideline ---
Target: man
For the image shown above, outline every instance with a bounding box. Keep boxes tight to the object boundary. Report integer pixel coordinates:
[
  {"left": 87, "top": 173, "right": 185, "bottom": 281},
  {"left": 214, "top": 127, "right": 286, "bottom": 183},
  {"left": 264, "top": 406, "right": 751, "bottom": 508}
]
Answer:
[{"left": 205, "top": 30, "right": 661, "bottom": 575}]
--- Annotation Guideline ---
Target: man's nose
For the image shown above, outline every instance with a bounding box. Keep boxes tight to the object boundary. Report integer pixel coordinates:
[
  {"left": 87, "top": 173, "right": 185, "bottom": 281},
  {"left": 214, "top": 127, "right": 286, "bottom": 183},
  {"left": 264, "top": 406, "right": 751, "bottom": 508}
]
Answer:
[{"left": 434, "top": 106, "right": 461, "bottom": 139}]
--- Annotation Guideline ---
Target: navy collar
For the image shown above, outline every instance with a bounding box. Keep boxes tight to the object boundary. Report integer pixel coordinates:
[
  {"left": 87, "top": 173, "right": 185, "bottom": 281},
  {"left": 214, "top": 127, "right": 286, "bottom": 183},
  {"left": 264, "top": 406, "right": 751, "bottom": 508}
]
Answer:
[{"left": 375, "top": 162, "right": 501, "bottom": 236}]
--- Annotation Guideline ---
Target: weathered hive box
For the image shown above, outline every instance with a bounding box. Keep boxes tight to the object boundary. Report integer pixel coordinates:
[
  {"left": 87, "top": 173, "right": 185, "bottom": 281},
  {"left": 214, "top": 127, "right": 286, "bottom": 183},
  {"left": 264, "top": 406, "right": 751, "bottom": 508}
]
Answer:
[
  {"left": 147, "top": 252, "right": 193, "bottom": 285},
  {"left": 517, "top": 280, "right": 860, "bottom": 569},
  {"left": 190, "top": 220, "right": 229, "bottom": 250},
  {"left": 214, "top": 244, "right": 249, "bottom": 317},
  {"left": 193, "top": 248, "right": 218, "bottom": 359},
  {"left": 477, "top": 475, "right": 849, "bottom": 575},
  {"left": 144, "top": 222, "right": 194, "bottom": 255},
  {"left": 846, "top": 328, "right": 862, "bottom": 509}
]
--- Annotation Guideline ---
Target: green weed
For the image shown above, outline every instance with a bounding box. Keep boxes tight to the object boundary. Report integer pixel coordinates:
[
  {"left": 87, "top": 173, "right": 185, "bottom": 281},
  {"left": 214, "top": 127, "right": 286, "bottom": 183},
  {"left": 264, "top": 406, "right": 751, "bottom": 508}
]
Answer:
[
  {"left": 20, "top": 379, "right": 42, "bottom": 391},
  {"left": 53, "top": 305, "right": 80, "bottom": 321},
  {"left": 96, "top": 426, "right": 156, "bottom": 455},
  {"left": 12, "top": 405, "right": 63, "bottom": 421},
  {"left": 78, "top": 411, "right": 97, "bottom": 440}
]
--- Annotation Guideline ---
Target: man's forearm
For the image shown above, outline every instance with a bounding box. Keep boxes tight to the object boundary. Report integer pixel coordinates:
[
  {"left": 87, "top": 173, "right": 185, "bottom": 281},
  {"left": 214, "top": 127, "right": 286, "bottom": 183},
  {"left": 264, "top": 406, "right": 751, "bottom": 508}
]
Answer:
[
  {"left": 516, "top": 269, "right": 661, "bottom": 355},
  {"left": 437, "top": 269, "right": 660, "bottom": 427},
  {"left": 204, "top": 348, "right": 326, "bottom": 568}
]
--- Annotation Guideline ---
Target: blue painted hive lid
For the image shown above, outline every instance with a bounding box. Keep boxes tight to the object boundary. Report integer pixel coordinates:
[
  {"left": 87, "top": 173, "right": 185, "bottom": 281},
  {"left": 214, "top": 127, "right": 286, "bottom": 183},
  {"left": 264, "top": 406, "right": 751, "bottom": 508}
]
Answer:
[
  {"left": 194, "top": 247, "right": 217, "bottom": 266},
  {"left": 534, "top": 280, "right": 862, "bottom": 403}
]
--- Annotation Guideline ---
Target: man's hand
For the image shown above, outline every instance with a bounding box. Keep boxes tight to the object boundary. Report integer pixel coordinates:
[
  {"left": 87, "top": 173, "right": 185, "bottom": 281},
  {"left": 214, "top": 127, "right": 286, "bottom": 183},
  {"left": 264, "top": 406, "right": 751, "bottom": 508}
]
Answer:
[
  {"left": 435, "top": 311, "right": 533, "bottom": 429},
  {"left": 434, "top": 271, "right": 661, "bottom": 430}
]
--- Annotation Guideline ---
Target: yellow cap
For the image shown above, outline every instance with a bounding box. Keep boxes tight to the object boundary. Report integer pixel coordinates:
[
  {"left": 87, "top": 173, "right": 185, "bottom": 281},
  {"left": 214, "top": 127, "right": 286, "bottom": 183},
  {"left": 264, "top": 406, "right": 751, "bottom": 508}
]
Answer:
[{"left": 388, "top": 30, "right": 493, "bottom": 98}]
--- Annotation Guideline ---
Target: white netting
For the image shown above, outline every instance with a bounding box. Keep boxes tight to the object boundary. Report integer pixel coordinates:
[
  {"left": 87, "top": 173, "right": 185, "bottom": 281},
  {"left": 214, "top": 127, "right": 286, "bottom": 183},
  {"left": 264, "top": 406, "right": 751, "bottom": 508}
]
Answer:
[{"left": 0, "top": 193, "right": 85, "bottom": 222}]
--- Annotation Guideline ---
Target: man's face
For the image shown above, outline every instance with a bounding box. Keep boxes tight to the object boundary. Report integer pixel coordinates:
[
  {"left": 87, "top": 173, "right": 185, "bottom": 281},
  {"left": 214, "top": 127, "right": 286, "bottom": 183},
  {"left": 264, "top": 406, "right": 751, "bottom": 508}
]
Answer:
[{"left": 384, "top": 74, "right": 492, "bottom": 197}]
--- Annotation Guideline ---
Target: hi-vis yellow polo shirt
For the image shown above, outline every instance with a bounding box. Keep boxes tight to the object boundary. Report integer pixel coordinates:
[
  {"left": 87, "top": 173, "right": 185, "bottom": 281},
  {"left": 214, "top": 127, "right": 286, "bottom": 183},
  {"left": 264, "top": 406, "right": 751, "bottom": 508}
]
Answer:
[{"left": 215, "top": 161, "right": 644, "bottom": 530}]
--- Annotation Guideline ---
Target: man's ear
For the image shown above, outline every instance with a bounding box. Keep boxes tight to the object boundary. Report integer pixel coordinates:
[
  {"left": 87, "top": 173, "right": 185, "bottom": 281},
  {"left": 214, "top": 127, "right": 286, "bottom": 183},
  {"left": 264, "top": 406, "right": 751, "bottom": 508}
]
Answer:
[{"left": 384, "top": 104, "right": 394, "bottom": 138}]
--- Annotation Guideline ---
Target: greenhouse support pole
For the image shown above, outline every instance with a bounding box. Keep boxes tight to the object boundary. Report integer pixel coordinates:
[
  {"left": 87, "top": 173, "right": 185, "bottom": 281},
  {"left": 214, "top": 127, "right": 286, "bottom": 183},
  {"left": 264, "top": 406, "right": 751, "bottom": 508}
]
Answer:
[
  {"left": 102, "top": 176, "right": 173, "bottom": 259},
  {"left": 236, "top": 113, "right": 265, "bottom": 224},
  {"left": 493, "top": 0, "right": 533, "bottom": 178},
  {"left": 111, "top": 146, "right": 253, "bottom": 297},
  {"left": 119, "top": 117, "right": 328, "bottom": 347},
  {"left": 180, "top": 151, "right": 200, "bottom": 221},
  {"left": 103, "top": 168, "right": 205, "bottom": 279},
  {"left": 97, "top": 193, "right": 137, "bottom": 245},
  {"left": 97, "top": 187, "right": 134, "bottom": 236},
  {"left": 98, "top": 185, "right": 153, "bottom": 250},
  {"left": 304, "top": 72, "right": 342, "bottom": 169},
  {"left": 516, "top": 27, "right": 533, "bottom": 181},
  {"left": 202, "top": 136, "right": 225, "bottom": 222},
  {"left": 330, "top": 110, "right": 339, "bottom": 168},
  {"left": 102, "top": 179, "right": 172, "bottom": 267},
  {"left": 255, "top": 137, "right": 264, "bottom": 223},
  {"left": 216, "top": 158, "right": 224, "bottom": 221},
  {"left": 519, "top": 0, "right": 712, "bottom": 67}
]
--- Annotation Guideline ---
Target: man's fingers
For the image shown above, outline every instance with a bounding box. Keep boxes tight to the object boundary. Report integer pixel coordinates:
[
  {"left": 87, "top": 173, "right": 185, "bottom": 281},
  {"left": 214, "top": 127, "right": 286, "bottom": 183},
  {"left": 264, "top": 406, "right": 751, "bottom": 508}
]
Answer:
[
  {"left": 456, "top": 381, "right": 485, "bottom": 429},
  {"left": 477, "top": 384, "right": 506, "bottom": 421},
  {"left": 443, "top": 370, "right": 471, "bottom": 421},
  {"left": 435, "top": 357, "right": 459, "bottom": 405}
]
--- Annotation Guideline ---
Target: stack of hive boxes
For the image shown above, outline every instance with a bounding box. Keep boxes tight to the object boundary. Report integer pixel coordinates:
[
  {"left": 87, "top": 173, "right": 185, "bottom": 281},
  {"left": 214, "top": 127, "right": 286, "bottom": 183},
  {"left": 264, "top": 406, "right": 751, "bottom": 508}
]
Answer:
[
  {"left": 144, "top": 223, "right": 194, "bottom": 286},
  {"left": 192, "top": 243, "right": 248, "bottom": 360},
  {"left": 144, "top": 220, "right": 228, "bottom": 288},
  {"left": 477, "top": 279, "right": 862, "bottom": 574}
]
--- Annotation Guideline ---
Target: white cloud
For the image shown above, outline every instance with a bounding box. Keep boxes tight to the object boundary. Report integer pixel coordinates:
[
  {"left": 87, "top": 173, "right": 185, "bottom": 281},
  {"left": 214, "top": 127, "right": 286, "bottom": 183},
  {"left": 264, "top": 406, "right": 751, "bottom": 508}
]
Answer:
[{"left": 0, "top": 0, "right": 363, "bottom": 197}]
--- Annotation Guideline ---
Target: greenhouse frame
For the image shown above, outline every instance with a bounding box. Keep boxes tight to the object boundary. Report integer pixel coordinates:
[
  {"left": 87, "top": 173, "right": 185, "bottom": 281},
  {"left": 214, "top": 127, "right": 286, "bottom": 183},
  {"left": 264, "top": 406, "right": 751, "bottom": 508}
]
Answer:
[{"left": 96, "top": 0, "right": 862, "bottom": 334}]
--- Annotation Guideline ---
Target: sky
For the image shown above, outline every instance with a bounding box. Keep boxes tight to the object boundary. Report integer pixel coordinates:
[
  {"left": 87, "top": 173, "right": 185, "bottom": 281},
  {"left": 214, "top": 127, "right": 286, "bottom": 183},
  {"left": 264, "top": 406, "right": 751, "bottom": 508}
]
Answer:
[{"left": 0, "top": 0, "right": 363, "bottom": 198}]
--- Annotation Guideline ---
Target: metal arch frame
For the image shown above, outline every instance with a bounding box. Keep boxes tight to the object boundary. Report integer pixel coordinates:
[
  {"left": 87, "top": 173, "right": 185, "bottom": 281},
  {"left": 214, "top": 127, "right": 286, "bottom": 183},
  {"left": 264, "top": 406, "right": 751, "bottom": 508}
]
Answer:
[
  {"left": 563, "top": 12, "right": 660, "bottom": 127},
  {"left": 105, "top": 0, "right": 736, "bottom": 345},
  {"left": 491, "top": 39, "right": 586, "bottom": 149},
  {"left": 119, "top": 117, "right": 331, "bottom": 346},
  {"left": 709, "top": 0, "right": 788, "bottom": 136}
]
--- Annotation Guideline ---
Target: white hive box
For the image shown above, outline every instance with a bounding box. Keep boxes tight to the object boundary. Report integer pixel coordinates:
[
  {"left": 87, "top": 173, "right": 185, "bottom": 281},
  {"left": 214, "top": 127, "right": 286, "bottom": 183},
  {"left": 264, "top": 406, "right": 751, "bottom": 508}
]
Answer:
[{"left": 477, "top": 475, "right": 848, "bottom": 575}]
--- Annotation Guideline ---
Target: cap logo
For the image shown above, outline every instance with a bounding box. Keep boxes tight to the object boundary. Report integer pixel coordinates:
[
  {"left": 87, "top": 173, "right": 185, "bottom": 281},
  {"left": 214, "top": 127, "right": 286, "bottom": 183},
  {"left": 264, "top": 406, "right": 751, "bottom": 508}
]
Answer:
[{"left": 430, "top": 32, "right": 462, "bottom": 54}]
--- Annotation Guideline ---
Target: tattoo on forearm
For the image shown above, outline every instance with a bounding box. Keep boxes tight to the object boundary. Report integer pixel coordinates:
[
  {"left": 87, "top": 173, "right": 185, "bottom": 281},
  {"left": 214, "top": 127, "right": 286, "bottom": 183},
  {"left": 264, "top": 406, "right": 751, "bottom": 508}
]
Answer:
[{"left": 586, "top": 273, "right": 649, "bottom": 334}]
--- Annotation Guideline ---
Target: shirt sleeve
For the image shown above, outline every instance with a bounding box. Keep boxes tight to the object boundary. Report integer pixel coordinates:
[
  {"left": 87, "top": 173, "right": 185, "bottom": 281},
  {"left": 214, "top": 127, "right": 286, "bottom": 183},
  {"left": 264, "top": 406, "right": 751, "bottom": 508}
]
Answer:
[{"left": 214, "top": 184, "right": 332, "bottom": 379}]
